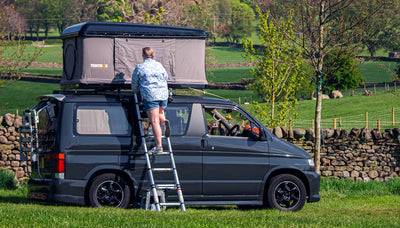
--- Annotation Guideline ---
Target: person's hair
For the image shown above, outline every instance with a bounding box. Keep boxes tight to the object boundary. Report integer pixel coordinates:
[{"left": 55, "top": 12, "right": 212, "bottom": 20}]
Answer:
[{"left": 142, "top": 47, "right": 155, "bottom": 58}]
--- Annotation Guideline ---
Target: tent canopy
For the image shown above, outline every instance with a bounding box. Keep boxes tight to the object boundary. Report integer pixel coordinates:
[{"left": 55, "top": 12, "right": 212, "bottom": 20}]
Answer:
[{"left": 60, "top": 22, "right": 208, "bottom": 88}]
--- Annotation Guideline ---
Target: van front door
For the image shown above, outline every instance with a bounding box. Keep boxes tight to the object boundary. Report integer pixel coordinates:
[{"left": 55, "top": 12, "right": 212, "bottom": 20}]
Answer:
[
  {"left": 202, "top": 106, "right": 269, "bottom": 202},
  {"left": 138, "top": 103, "right": 204, "bottom": 201}
]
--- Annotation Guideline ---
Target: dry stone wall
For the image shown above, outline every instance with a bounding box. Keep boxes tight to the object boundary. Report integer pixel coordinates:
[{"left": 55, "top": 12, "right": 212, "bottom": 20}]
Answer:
[
  {"left": 0, "top": 113, "right": 30, "bottom": 180},
  {"left": 0, "top": 112, "right": 399, "bottom": 181},
  {"left": 273, "top": 127, "right": 400, "bottom": 181}
]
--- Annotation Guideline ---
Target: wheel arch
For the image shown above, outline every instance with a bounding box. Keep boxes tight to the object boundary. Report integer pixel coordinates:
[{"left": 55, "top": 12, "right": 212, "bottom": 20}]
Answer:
[
  {"left": 262, "top": 168, "right": 310, "bottom": 202},
  {"left": 84, "top": 168, "right": 137, "bottom": 205}
]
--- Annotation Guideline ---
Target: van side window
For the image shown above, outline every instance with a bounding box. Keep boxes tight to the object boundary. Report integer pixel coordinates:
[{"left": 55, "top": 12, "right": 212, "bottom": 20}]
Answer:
[
  {"left": 204, "top": 107, "right": 261, "bottom": 138},
  {"left": 166, "top": 106, "right": 191, "bottom": 135},
  {"left": 143, "top": 105, "right": 191, "bottom": 136},
  {"left": 76, "top": 105, "right": 130, "bottom": 135}
]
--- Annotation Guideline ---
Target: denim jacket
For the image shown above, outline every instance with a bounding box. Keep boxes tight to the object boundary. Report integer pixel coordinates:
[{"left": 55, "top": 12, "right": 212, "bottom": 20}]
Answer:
[{"left": 131, "top": 58, "right": 169, "bottom": 101}]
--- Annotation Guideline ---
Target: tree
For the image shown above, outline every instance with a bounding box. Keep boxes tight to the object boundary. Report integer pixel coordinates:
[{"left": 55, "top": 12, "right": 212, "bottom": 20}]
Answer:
[
  {"left": 323, "top": 50, "right": 363, "bottom": 92},
  {"left": 243, "top": 9, "right": 306, "bottom": 127},
  {"left": 267, "top": 0, "right": 388, "bottom": 173},
  {"left": 96, "top": 0, "right": 132, "bottom": 22},
  {"left": 0, "top": 2, "right": 42, "bottom": 77},
  {"left": 228, "top": 0, "right": 255, "bottom": 43},
  {"left": 354, "top": 0, "right": 400, "bottom": 56}
]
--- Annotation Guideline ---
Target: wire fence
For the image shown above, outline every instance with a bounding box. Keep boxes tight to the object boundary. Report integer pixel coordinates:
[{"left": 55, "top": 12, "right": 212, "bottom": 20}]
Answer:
[{"left": 293, "top": 107, "right": 400, "bottom": 130}]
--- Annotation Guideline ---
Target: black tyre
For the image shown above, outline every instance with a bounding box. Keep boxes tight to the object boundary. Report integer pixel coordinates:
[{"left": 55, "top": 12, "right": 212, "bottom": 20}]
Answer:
[
  {"left": 266, "top": 174, "right": 306, "bottom": 211},
  {"left": 88, "top": 173, "right": 131, "bottom": 208}
]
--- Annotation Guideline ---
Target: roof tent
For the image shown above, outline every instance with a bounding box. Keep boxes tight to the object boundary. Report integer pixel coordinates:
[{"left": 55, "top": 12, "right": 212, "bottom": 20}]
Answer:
[{"left": 60, "top": 22, "right": 208, "bottom": 88}]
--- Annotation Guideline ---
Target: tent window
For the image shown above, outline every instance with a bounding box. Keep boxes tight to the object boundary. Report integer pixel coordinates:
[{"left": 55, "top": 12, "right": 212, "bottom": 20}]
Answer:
[{"left": 76, "top": 105, "right": 130, "bottom": 135}]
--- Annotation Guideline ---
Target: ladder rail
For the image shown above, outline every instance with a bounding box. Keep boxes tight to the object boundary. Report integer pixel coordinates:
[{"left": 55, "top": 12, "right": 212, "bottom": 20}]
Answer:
[
  {"left": 133, "top": 93, "right": 161, "bottom": 211},
  {"left": 166, "top": 137, "right": 186, "bottom": 211},
  {"left": 132, "top": 93, "right": 186, "bottom": 212}
]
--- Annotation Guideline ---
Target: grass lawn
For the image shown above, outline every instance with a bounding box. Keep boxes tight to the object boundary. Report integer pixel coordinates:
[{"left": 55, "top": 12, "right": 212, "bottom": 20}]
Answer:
[
  {"left": 206, "top": 67, "right": 252, "bottom": 83},
  {"left": 207, "top": 46, "right": 246, "bottom": 64},
  {"left": 292, "top": 90, "right": 400, "bottom": 129},
  {"left": 1, "top": 81, "right": 399, "bottom": 129},
  {"left": 0, "top": 80, "right": 59, "bottom": 114},
  {"left": 22, "top": 67, "right": 63, "bottom": 76},
  {"left": 359, "top": 61, "right": 397, "bottom": 83},
  {"left": 358, "top": 48, "right": 389, "bottom": 57},
  {"left": 0, "top": 179, "right": 399, "bottom": 227},
  {"left": 2, "top": 42, "right": 62, "bottom": 64}
]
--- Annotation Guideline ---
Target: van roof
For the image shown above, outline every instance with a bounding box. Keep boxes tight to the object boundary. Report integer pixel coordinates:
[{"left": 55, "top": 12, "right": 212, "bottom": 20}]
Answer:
[
  {"left": 61, "top": 22, "right": 208, "bottom": 39},
  {"left": 41, "top": 94, "right": 236, "bottom": 106}
]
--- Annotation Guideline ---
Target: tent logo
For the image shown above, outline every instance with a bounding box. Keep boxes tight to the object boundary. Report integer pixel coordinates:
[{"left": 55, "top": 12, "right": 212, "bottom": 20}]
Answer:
[{"left": 90, "top": 64, "right": 108, "bottom": 68}]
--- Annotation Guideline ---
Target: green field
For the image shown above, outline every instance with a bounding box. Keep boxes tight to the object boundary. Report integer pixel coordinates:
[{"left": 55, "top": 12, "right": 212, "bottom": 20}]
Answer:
[
  {"left": 4, "top": 42, "right": 398, "bottom": 85},
  {"left": 2, "top": 43, "right": 62, "bottom": 64},
  {"left": 0, "top": 81, "right": 59, "bottom": 114},
  {"left": 358, "top": 48, "right": 389, "bottom": 57},
  {"left": 207, "top": 46, "right": 246, "bottom": 64},
  {"left": 358, "top": 61, "right": 397, "bottom": 83},
  {"left": 1, "top": 81, "right": 399, "bottom": 130},
  {"left": 0, "top": 178, "right": 399, "bottom": 227},
  {"left": 206, "top": 67, "right": 252, "bottom": 83},
  {"left": 22, "top": 68, "right": 63, "bottom": 76}
]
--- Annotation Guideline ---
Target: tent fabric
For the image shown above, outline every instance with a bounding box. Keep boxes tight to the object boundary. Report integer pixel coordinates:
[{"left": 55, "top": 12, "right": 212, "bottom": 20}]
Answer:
[
  {"left": 114, "top": 38, "right": 176, "bottom": 83},
  {"left": 82, "top": 38, "right": 115, "bottom": 83},
  {"left": 61, "top": 37, "right": 207, "bottom": 87}
]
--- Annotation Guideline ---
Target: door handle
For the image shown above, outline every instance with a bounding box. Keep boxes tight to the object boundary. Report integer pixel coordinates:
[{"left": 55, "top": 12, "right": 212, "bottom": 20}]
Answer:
[{"left": 201, "top": 138, "right": 206, "bottom": 149}]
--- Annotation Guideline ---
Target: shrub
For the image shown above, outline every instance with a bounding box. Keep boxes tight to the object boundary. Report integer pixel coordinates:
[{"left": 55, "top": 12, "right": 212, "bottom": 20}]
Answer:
[
  {"left": 0, "top": 169, "right": 18, "bottom": 190},
  {"left": 323, "top": 50, "right": 363, "bottom": 92}
]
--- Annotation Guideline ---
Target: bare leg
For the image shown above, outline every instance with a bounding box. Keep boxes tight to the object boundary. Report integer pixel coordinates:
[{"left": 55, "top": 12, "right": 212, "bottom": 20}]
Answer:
[
  {"left": 159, "top": 107, "right": 170, "bottom": 137},
  {"left": 148, "top": 108, "right": 162, "bottom": 148},
  {"left": 159, "top": 107, "right": 166, "bottom": 125}
]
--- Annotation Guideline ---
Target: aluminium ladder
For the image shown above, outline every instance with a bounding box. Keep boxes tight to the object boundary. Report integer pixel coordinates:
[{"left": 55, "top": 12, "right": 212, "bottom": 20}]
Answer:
[
  {"left": 132, "top": 93, "right": 186, "bottom": 212},
  {"left": 19, "top": 110, "right": 40, "bottom": 173}
]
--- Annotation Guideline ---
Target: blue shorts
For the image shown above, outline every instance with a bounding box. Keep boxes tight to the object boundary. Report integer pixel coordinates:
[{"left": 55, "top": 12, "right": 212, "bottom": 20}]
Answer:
[{"left": 143, "top": 100, "right": 168, "bottom": 111}]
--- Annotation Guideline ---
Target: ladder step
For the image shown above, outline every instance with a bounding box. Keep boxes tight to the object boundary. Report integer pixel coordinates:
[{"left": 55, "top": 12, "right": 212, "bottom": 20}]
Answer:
[
  {"left": 159, "top": 202, "right": 181, "bottom": 206},
  {"left": 148, "top": 151, "right": 170, "bottom": 156},
  {"left": 156, "top": 184, "right": 176, "bottom": 190},
  {"left": 19, "top": 128, "right": 33, "bottom": 133},
  {"left": 145, "top": 135, "right": 167, "bottom": 139},
  {"left": 20, "top": 138, "right": 33, "bottom": 143},
  {"left": 152, "top": 168, "right": 173, "bottom": 172}
]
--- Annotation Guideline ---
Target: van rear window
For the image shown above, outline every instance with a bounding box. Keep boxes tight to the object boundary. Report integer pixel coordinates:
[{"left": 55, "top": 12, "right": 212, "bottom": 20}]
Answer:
[{"left": 76, "top": 105, "right": 130, "bottom": 135}]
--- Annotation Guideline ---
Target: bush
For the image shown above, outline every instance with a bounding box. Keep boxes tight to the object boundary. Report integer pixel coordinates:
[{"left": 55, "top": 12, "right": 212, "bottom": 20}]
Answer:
[
  {"left": 323, "top": 50, "right": 363, "bottom": 92},
  {"left": 0, "top": 169, "right": 18, "bottom": 190}
]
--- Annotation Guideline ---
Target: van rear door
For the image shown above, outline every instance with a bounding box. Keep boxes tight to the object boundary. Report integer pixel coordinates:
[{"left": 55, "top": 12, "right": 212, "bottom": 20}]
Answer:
[{"left": 29, "top": 100, "right": 60, "bottom": 179}]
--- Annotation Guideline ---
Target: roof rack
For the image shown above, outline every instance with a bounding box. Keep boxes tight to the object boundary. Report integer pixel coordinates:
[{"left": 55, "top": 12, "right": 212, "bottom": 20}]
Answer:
[{"left": 61, "top": 22, "right": 208, "bottom": 39}]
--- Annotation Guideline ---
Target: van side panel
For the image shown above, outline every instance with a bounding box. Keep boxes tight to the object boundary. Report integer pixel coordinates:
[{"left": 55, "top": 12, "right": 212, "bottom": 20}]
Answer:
[{"left": 61, "top": 102, "right": 132, "bottom": 180}]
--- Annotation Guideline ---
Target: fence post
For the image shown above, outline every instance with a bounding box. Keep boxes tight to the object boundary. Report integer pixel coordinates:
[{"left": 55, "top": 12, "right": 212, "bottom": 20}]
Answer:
[
  {"left": 238, "top": 97, "right": 241, "bottom": 105},
  {"left": 365, "top": 112, "right": 369, "bottom": 129},
  {"left": 373, "top": 84, "right": 376, "bottom": 93},
  {"left": 333, "top": 118, "right": 337, "bottom": 129},
  {"left": 392, "top": 107, "right": 396, "bottom": 126},
  {"left": 377, "top": 119, "right": 381, "bottom": 132},
  {"left": 339, "top": 117, "right": 342, "bottom": 128}
]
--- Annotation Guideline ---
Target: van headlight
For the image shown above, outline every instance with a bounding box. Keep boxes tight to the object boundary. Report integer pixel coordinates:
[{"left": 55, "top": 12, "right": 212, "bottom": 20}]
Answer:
[{"left": 308, "top": 159, "right": 315, "bottom": 167}]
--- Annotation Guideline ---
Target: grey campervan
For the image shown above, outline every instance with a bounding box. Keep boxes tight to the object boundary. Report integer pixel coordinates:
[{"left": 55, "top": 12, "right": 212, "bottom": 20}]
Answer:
[{"left": 23, "top": 22, "right": 320, "bottom": 212}]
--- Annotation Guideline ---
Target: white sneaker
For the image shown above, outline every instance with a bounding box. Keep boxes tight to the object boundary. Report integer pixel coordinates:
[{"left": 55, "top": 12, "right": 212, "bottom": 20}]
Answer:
[{"left": 149, "top": 146, "right": 163, "bottom": 154}]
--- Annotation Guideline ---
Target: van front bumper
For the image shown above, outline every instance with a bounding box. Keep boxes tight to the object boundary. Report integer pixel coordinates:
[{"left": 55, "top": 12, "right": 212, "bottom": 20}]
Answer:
[
  {"left": 28, "top": 178, "right": 87, "bottom": 205},
  {"left": 304, "top": 171, "right": 320, "bottom": 203}
]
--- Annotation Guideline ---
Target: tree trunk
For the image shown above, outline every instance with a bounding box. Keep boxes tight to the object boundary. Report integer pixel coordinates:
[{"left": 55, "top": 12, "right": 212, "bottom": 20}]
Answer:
[
  {"left": 314, "top": 1, "right": 325, "bottom": 174},
  {"left": 271, "top": 95, "right": 275, "bottom": 125},
  {"left": 44, "top": 21, "right": 49, "bottom": 38},
  {"left": 314, "top": 71, "right": 322, "bottom": 174},
  {"left": 367, "top": 44, "right": 376, "bottom": 57}
]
